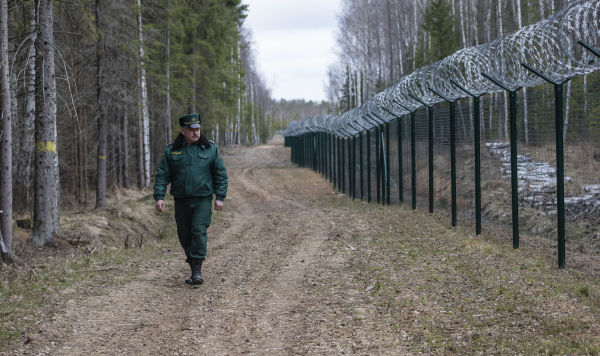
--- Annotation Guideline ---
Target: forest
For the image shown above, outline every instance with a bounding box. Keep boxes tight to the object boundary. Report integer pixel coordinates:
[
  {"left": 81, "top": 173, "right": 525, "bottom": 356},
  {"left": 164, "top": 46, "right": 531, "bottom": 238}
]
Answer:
[
  {"left": 3, "top": 0, "right": 598, "bottom": 261},
  {"left": 0, "top": 0, "right": 331, "bottom": 260},
  {"left": 324, "top": 0, "right": 600, "bottom": 176},
  {"left": 327, "top": 0, "right": 583, "bottom": 112}
]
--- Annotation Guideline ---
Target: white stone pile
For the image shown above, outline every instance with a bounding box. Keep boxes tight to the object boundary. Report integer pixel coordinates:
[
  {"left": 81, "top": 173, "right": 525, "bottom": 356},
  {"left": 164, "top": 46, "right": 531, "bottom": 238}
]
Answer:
[{"left": 485, "top": 141, "right": 600, "bottom": 218}]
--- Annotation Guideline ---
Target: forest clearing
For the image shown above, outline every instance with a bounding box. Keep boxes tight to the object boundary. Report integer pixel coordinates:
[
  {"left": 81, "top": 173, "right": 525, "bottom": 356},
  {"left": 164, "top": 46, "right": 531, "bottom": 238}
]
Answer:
[{"left": 2, "top": 140, "right": 600, "bottom": 355}]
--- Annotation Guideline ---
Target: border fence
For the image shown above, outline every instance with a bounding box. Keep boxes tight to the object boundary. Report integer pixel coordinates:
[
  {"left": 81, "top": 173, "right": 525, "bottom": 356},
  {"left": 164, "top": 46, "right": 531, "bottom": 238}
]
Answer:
[{"left": 282, "top": 0, "right": 600, "bottom": 269}]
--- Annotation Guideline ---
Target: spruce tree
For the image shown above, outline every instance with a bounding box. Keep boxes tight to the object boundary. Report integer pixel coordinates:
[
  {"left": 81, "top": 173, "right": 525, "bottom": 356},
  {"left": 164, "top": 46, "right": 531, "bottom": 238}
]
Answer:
[{"left": 422, "top": 0, "right": 459, "bottom": 63}]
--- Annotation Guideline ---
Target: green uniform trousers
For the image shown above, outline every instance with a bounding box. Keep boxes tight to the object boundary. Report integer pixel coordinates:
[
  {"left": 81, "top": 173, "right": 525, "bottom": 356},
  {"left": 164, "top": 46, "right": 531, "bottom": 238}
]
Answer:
[{"left": 174, "top": 197, "right": 212, "bottom": 263}]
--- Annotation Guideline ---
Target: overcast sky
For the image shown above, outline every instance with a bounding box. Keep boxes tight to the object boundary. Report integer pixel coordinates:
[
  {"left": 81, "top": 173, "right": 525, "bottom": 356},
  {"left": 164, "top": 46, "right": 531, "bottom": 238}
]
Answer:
[{"left": 243, "top": 0, "right": 342, "bottom": 102}]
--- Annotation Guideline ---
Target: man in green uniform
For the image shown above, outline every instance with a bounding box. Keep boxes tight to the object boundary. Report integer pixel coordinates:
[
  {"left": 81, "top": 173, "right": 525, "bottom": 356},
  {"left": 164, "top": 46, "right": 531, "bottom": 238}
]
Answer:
[{"left": 153, "top": 113, "right": 228, "bottom": 285}]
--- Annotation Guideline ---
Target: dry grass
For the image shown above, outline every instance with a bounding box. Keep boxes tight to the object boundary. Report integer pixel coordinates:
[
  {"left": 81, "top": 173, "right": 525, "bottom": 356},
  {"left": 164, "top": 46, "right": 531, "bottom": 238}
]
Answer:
[
  {"left": 2, "top": 142, "right": 600, "bottom": 354},
  {"left": 0, "top": 187, "right": 176, "bottom": 351},
  {"left": 327, "top": 197, "right": 600, "bottom": 354}
]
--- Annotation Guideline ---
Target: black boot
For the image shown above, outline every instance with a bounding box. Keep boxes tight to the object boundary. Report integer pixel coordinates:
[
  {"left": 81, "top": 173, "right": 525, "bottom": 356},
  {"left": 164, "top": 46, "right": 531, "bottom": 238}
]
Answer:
[
  {"left": 184, "top": 261, "right": 194, "bottom": 285},
  {"left": 191, "top": 258, "right": 204, "bottom": 285}
]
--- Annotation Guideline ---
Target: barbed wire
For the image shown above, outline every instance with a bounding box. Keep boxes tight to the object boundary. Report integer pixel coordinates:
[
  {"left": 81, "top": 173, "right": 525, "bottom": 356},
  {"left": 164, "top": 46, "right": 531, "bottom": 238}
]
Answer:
[{"left": 283, "top": 0, "right": 600, "bottom": 137}]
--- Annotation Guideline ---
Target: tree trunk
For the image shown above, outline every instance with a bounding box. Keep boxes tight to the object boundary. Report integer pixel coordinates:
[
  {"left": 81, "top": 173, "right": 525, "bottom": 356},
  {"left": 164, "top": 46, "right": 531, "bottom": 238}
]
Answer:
[
  {"left": 497, "top": 0, "right": 504, "bottom": 37},
  {"left": 583, "top": 74, "right": 587, "bottom": 122},
  {"left": 83, "top": 106, "right": 88, "bottom": 205},
  {"left": 372, "top": 8, "right": 383, "bottom": 78},
  {"left": 164, "top": 10, "right": 172, "bottom": 144},
  {"left": 1, "top": 229, "right": 9, "bottom": 263},
  {"left": 236, "top": 45, "right": 241, "bottom": 145},
  {"left": 115, "top": 111, "right": 122, "bottom": 186},
  {"left": 515, "top": 0, "right": 529, "bottom": 145},
  {"left": 136, "top": 0, "right": 150, "bottom": 187},
  {"left": 123, "top": 110, "right": 130, "bottom": 188},
  {"left": 20, "top": 3, "right": 37, "bottom": 212},
  {"left": 0, "top": 0, "right": 12, "bottom": 254},
  {"left": 250, "top": 79, "right": 257, "bottom": 144},
  {"left": 216, "top": 123, "right": 219, "bottom": 145},
  {"left": 395, "top": 12, "right": 404, "bottom": 75},
  {"left": 33, "top": 0, "right": 59, "bottom": 246},
  {"left": 137, "top": 92, "right": 144, "bottom": 188},
  {"left": 73, "top": 105, "right": 80, "bottom": 203},
  {"left": 485, "top": 0, "right": 492, "bottom": 41},
  {"left": 96, "top": 0, "right": 107, "bottom": 208},
  {"left": 412, "top": 0, "right": 418, "bottom": 71},
  {"left": 386, "top": 0, "right": 394, "bottom": 84},
  {"left": 110, "top": 114, "right": 117, "bottom": 186},
  {"left": 459, "top": 0, "right": 467, "bottom": 47}
]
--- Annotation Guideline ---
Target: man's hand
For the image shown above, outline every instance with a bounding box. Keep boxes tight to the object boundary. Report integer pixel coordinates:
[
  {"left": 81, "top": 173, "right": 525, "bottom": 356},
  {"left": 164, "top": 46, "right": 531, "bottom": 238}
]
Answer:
[
  {"left": 214, "top": 200, "right": 224, "bottom": 211},
  {"left": 155, "top": 199, "right": 166, "bottom": 212}
]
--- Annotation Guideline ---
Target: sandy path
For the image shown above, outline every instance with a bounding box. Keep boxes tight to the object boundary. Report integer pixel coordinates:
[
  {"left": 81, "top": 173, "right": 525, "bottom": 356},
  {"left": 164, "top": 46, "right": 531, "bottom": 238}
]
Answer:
[{"left": 27, "top": 141, "right": 405, "bottom": 355}]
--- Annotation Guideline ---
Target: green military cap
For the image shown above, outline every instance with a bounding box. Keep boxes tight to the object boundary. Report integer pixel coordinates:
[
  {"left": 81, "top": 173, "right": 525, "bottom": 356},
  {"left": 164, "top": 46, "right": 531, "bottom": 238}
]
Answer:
[{"left": 179, "top": 113, "right": 201, "bottom": 128}]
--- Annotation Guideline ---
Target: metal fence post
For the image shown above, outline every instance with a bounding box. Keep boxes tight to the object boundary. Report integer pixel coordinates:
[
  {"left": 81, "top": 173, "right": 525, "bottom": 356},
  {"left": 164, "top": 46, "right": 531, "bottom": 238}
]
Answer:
[
  {"left": 342, "top": 136, "right": 346, "bottom": 194},
  {"left": 314, "top": 133, "right": 317, "bottom": 172},
  {"left": 411, "top": 111, "right": 416, "bottom": 210},
  {"left": 349, "top": 135, "right": 353, "bottom": 196},
  {"left": 451, "top": 80, "right": 484, "bottom": 235},
  {"left": 319, "top": 133, "right": 323, "bottom": 175},
  {"left": 375, "top": 125, "right": 381, "bottom": 204},
  {"left": 330, "top": 133, "right": 334, "bottom": 184},
  {"left": 409, "top": 94, "right": 435, "bottom": 214},
  {"left": 385, "top": 122, "right": 390, "bottom": 205},
  {"left": 482, "top": 72, "right": 522, "bottom": 249},
  {"left": 352, "top": 135, "right": 357, "bottom": 199},
  {"left": 427, "top": 88, "right": 458, "bottom": 227},
  {"left": 398, "top": 117, "right": 403, "bottom": 203},
  {"left": 522, "top": 62, "right": 571, "bottom": 269},
  {"left": 360, "top": 131, "right": 364, "bottom": 200},
  {"left": 367, "top": 129, "right": 372, "bottom": 203},
  {"left": 337, "top": 136, "right": 341, "bottom": 191},
  {"left": 380, "top": 106, "right": 404, "bottom": 205}
]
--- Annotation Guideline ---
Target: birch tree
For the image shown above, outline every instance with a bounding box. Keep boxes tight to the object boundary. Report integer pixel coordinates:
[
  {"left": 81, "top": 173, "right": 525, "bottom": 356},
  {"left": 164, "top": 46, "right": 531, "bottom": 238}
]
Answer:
[
  {"left": 515, "top": 0, "right": 530, "bottom": 145},
  {"left": 136, "top": 0, "right": 150, "bottom": 187}
]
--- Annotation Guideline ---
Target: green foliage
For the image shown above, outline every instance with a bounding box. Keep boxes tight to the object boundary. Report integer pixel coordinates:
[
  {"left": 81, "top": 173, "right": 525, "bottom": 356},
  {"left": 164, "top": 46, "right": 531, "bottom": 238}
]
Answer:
[
  {"left": 420, "top": 0, "right": 459, "bottom": 65},
  {"left": 142, "top": 0, "right": 248, "bottom": 140}
]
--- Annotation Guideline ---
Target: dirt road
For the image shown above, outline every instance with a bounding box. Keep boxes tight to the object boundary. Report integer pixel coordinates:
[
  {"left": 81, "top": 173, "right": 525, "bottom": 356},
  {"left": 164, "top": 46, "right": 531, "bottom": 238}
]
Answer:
[
  {"left": 24, "top": 141, "right": 404, "bottom": 355},
  {"left": 13, "top": 139, "right": 600, "bottom": 355}
]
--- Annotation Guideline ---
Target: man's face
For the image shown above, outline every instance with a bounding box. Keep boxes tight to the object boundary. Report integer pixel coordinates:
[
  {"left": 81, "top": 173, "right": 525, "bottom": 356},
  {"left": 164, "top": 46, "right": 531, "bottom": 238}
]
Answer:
[{"left": 181, "top": 126, "right": 201, "bottom": 144}]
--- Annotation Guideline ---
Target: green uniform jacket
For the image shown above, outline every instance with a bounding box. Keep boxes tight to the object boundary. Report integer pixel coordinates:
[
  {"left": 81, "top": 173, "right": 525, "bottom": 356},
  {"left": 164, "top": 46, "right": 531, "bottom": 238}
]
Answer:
[{"left": 153, "top": 134, "right": 228, "bottom": 201}]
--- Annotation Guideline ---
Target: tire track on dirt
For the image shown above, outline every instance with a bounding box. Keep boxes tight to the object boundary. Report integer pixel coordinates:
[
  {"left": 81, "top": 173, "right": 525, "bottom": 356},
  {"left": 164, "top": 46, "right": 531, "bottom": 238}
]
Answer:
[
  {"left": 206, "top": 166, "right": 332, "bottom": 353},
  {"left": 22, "top": 142, "right": 406, "bottom": 355}
]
